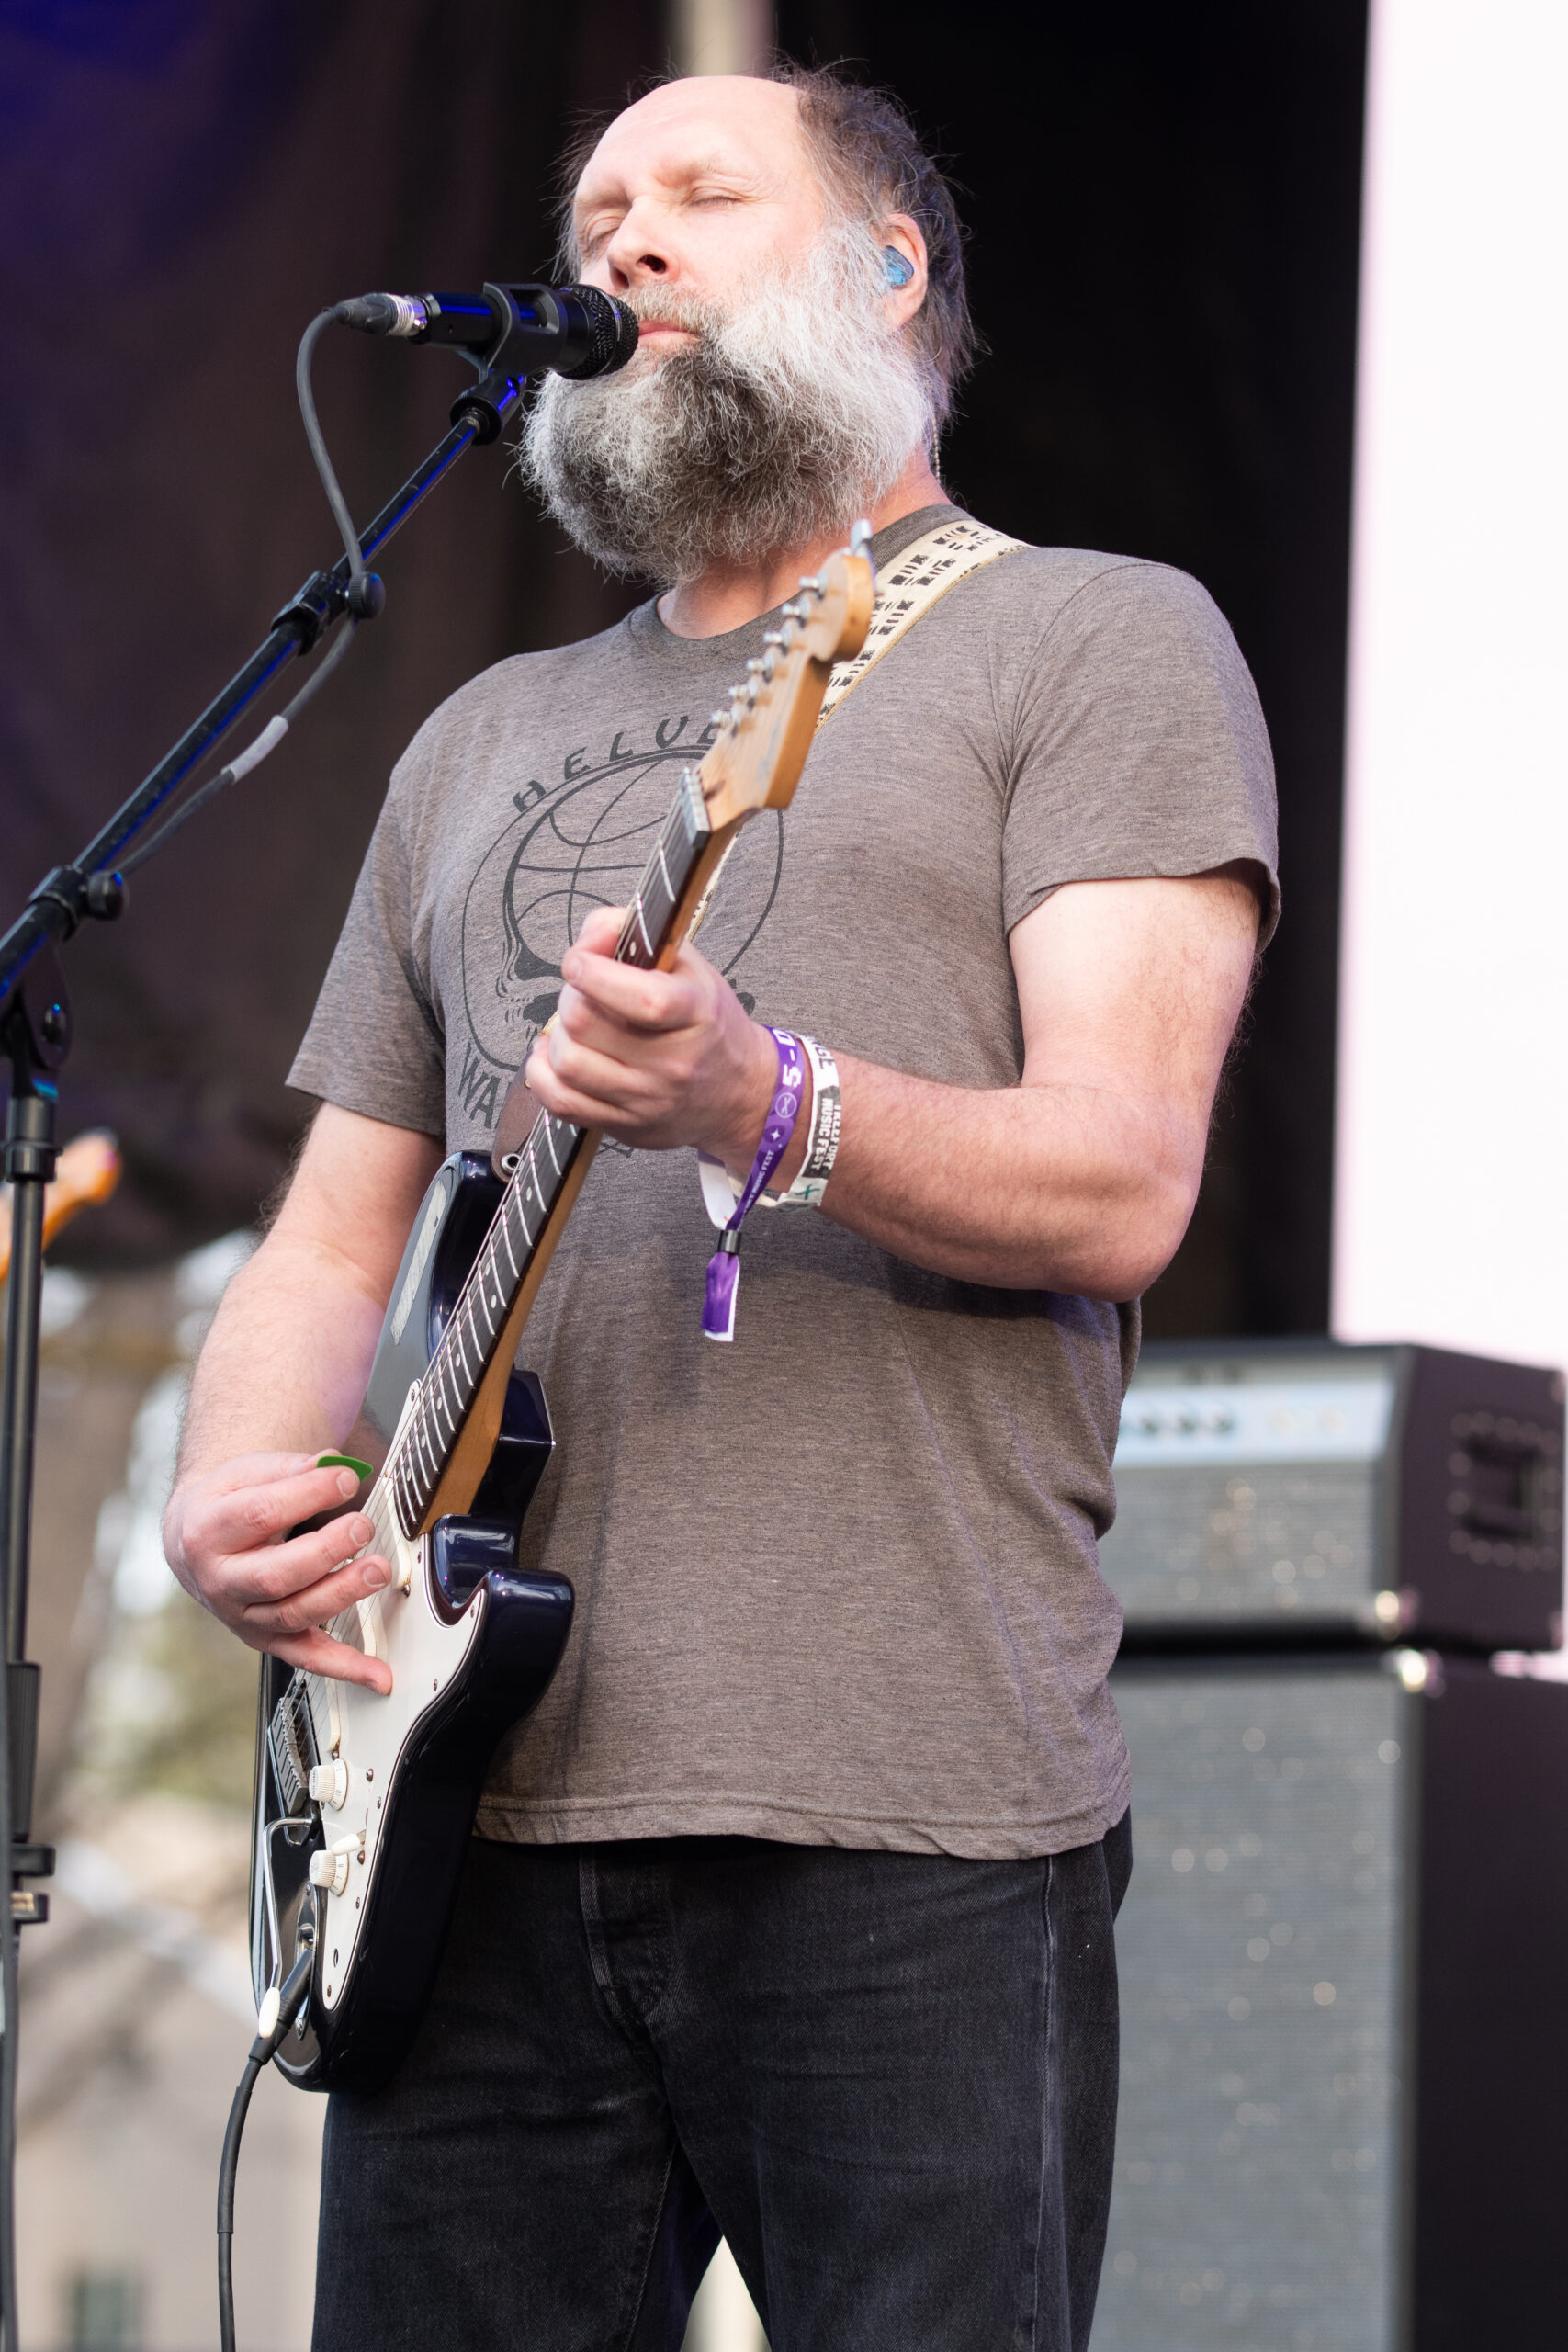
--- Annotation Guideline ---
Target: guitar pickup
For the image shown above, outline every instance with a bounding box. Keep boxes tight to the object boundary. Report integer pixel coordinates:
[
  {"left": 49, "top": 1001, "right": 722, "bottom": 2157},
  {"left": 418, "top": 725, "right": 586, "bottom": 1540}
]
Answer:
[{"left": 267, "top": 1672, "right": 321, "bottom": 1816}]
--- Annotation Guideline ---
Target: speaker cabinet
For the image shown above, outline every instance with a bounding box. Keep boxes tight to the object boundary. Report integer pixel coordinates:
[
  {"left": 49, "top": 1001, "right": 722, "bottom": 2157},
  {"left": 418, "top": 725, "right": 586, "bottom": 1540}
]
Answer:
[
  {"left": 1092, "top": 1654, "right": 1568, "bottom": 2350},
  {"left": 1100, "top": 1342, "right": 1564, "bottom": 1653}
]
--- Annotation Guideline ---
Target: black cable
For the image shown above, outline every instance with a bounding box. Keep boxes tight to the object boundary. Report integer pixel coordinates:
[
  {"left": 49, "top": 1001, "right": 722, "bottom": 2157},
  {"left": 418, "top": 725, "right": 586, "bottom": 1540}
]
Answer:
[
  {"left": 296, "top": 310, "right": 369, "bottom": 601},
  {"left": 218, "top": 1944, "right": 314, "bottom": 2352},
  {"left": 211, "top": 308, "right": 369, "bottom": 2350},
  {"left": 123, "top": 309, "right": 373, "bottom": 880}
]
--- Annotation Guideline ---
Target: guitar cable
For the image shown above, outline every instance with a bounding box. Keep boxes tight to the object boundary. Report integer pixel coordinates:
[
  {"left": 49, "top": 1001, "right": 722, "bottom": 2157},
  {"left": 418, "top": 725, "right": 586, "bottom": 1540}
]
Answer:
[{"left": 217, "top": 1944, "right": 316, "bottom": 2352}]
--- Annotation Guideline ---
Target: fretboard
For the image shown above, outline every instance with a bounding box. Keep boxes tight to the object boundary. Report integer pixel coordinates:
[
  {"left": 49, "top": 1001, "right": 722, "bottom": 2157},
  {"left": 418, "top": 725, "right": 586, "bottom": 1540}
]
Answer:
[{"left": 389, "top": 768, "right": 713, "bottom": 1536}]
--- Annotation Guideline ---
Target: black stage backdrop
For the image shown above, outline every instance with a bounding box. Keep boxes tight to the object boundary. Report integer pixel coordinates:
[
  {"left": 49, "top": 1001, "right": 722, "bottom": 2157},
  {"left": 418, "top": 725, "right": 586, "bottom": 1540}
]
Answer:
[{"left": 0, "top": 0, "right": 1366, "bottom": 1340}]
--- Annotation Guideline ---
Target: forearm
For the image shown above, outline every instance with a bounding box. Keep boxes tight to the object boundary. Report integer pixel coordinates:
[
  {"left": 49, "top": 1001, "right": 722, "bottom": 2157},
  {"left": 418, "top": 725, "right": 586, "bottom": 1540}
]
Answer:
[
  {"left": 526, "top": 877, "right": 1258, "bottom": 1299},
  {"left": 817, "top": 1054, "right": 1195, "bottom": 1296},
  {"left": 176, "top": 1233, "right": 387, "bottom": 1485}
]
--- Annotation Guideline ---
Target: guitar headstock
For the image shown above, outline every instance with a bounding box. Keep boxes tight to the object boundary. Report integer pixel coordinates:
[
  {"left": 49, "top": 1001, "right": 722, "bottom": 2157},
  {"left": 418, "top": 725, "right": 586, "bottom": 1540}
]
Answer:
[{"left": 696, "top": 525, "right": 877, "bottom": 831}]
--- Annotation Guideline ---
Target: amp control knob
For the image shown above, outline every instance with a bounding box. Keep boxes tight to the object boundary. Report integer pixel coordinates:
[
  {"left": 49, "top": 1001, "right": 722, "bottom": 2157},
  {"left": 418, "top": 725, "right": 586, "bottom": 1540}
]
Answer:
[
  {"left": 308, "top": 1835, "right": 357, "bottom": 1898},
  {"left": 309, "top": 1758, "right": 351, "bottom": 1810}
]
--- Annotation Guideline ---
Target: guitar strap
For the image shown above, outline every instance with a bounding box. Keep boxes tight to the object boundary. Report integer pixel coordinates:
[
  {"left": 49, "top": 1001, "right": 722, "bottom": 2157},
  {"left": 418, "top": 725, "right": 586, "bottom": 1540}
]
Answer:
[
  {"left": 678, "top": 514, "right": 1026, "bottom": 964},
  {"left": 816, "top": 513, "right": 1027, "bottom": 728}
]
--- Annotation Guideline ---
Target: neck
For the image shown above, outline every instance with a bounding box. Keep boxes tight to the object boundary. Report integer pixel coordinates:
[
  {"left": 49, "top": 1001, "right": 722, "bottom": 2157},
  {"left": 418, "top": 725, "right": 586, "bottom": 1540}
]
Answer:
[{"left": 656, "top": 446, "right": 953, "bottom": 640}]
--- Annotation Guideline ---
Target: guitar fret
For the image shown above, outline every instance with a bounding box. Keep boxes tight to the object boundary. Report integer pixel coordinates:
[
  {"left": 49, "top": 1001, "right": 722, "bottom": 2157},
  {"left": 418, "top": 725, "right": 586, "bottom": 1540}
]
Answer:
[
  {"left": 414, "top": 1415, "right": 437, "bottom": 1488},
  {"left": 611, "top": 775, "right": 710, "bottom": 973},
  {"left": 642, "top": 875, "right": 671, "bottom": 941}
]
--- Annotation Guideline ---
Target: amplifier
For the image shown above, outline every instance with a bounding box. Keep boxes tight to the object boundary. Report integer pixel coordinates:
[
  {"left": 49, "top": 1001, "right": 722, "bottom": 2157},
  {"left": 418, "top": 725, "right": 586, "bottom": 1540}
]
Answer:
[
  {"left": 1099, "top": 1340, "right": 1564, "bottom": 1653},
  {"left": 1093, "top": 1654, "right": 1568, "bottom": 2351}
]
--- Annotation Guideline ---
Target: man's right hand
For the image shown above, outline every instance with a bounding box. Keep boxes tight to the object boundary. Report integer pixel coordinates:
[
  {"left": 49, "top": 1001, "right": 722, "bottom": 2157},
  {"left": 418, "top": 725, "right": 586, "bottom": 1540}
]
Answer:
[{"left": 164, "top": 1453, "right": 396, "bottom": 1694}]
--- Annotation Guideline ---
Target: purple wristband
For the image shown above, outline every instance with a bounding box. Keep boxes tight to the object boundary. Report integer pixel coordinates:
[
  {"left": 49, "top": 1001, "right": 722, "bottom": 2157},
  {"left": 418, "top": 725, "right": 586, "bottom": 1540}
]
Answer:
[{"left": 702, "top": 1028, "right": 807, "bottom": 1343}]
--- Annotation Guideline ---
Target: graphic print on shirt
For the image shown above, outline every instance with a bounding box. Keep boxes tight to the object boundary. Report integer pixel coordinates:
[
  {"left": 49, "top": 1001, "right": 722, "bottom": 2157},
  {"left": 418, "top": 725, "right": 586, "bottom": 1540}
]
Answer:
[{"left": 456, "top": 716, "right": 783, "bottom": 1131}]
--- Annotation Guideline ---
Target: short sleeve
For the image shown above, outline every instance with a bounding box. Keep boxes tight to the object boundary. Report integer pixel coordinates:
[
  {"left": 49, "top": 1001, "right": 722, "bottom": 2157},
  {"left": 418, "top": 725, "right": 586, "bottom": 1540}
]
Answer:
[
  {"left": 1000, "top": 560, "right": 1280, "bottom": 944},
  {"left": 288, "top": 768, "right": 446, "bottom": 1135}
]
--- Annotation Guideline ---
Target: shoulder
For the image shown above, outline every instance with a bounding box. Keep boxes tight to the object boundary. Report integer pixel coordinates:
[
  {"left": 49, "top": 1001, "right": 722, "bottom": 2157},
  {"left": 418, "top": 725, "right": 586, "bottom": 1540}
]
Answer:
[
  {"left": 957, "top": 540, "right": 1265, "bottom": 747},
  {"left": 959, "top": 538, "right": 1245, "bottom": 667}
]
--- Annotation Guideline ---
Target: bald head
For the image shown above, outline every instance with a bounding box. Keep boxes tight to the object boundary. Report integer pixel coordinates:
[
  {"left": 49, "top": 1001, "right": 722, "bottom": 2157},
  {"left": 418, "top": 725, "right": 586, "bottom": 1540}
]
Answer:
[{"left": 570, "top": 75, "right": 927, "bottom": 347}]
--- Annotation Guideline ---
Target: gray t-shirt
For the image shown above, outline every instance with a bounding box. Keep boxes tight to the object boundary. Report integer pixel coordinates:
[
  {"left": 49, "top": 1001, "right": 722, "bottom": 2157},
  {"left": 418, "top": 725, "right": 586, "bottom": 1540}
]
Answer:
[{"left": 290, "top": 505, "right": 1279, "bottom": 1860}]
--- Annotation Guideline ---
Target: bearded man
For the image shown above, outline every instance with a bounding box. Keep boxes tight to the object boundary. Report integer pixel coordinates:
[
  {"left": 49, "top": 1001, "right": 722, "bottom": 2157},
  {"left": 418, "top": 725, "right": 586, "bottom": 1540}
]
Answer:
[{"left": 164, "top": 63, "right": 1277, "bottom": 2352}]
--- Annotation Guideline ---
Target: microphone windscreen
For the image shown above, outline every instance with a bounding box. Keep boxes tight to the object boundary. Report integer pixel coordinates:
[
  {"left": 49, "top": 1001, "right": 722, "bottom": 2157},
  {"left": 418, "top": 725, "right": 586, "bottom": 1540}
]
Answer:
[{"left": 555, "top": 285, "right": 640, "bottom": 379}]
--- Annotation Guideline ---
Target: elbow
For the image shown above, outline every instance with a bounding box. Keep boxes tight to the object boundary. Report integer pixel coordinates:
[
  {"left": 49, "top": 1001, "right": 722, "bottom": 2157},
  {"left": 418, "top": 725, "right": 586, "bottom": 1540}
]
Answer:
[{"left": 1065, "top": 1173, "right": 1200, "bottom": 1304}]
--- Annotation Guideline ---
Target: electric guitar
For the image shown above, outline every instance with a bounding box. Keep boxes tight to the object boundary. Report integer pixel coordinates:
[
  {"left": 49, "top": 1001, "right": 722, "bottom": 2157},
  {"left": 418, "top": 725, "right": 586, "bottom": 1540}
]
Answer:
[{"left": 249, "top": 532, "right": 876, "bottom": 2089}]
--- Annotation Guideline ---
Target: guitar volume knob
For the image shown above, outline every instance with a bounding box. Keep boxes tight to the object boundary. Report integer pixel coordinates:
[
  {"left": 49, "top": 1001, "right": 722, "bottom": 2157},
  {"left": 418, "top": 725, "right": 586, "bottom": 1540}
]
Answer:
[
  {"left": 308, "top": 1835, "right": 357, "bottom": 1897},
  {"left": 308, "top": 1758, "right": 351, "bottom": 1810}
]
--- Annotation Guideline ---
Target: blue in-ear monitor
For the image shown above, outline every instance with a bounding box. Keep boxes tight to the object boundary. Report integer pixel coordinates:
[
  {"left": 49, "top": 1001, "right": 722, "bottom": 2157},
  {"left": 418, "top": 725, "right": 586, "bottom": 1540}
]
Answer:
[{"left": 882, "top": 245, "right": 915, "bottom": 288}]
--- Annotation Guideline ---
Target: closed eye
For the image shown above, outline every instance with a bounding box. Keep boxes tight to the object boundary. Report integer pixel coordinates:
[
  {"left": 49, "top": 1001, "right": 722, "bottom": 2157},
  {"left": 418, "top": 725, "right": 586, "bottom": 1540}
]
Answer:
[{"left": 575, "top": 214, "right": 622, "bottom": 259}]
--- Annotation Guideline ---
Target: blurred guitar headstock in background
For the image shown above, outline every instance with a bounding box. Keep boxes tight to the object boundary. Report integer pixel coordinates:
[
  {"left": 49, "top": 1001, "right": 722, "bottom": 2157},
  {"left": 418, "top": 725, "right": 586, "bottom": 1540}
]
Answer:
[{"left": 0, "top": 1130, "right": 121, "bottom": 1285}]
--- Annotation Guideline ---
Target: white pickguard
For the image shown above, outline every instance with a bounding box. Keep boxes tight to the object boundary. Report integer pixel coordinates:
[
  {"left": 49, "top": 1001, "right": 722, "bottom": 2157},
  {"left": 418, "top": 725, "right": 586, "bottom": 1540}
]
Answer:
[{"left": 302, "top": 1385, "right": 483, "bottom": 2012}]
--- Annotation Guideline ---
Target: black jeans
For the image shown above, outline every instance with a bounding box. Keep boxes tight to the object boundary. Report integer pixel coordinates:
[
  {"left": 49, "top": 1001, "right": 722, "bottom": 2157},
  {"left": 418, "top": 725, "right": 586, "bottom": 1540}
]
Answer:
[{"left": 314, "top": 1819, "right": 1132, "bottom": 2352}]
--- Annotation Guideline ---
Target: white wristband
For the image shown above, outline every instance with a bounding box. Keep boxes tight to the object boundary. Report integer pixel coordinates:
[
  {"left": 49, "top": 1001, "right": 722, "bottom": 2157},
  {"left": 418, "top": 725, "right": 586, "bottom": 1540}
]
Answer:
[{"left": 765, "top": 1035, "right": 840, "bottom": 1209}]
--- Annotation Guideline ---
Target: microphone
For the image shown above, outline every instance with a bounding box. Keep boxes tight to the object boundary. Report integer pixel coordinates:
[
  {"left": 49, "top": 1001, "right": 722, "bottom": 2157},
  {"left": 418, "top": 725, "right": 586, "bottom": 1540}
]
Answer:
[{"left": 330, "top": 280, "right": 638, "bottom": 381}]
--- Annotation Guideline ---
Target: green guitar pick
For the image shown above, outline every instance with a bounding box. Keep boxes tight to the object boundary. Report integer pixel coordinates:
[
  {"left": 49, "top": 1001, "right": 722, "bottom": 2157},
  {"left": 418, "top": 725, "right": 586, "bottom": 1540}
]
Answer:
[{"left": 315, "top": 1452, "right": 373, "bottom": 1481}]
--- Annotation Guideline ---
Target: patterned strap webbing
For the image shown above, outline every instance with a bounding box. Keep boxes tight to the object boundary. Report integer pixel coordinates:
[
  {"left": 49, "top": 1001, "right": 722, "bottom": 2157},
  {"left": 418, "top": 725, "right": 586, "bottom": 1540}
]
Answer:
[{"left": 817, "top": 514, "right": 1027, "bottom": 728}]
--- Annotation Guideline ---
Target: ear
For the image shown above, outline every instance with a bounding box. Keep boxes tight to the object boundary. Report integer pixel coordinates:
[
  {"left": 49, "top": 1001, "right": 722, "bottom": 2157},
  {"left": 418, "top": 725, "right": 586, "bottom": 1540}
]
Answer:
[{"left": 878, "top": 213, "right": 929, "bottom": 328}]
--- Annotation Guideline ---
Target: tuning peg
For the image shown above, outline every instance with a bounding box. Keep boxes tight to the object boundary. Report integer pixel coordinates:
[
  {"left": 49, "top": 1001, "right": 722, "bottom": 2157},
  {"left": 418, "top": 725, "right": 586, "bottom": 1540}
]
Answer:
[
  {"left": 850, "top": 518, "right": 873, "bottom": 558},
  {"left": 795, "top": 572, "right": 826, "bottom": 596},
  {"left": 761, "top": 629, "right": 787, "bottom": 650}
]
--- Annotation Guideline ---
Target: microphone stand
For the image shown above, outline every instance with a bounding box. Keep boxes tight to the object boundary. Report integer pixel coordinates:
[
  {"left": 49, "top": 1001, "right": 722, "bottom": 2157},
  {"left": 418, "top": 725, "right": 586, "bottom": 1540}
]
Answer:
[{"left": 0, "top": 340, "right": 527, "bottom": 2350}]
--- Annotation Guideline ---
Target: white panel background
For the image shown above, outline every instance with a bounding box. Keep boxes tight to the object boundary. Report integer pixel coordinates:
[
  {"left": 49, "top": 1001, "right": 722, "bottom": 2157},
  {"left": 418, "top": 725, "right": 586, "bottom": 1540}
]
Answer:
[{"left": 1336, "top": 0, "right": 1568, "bottom": 1374}]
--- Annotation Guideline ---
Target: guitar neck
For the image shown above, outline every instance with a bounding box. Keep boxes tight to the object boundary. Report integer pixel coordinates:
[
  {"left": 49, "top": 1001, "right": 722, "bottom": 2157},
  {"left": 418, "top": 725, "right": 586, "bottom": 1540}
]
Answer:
[
  {"left": 389, "top": 774, "right": 728, "bottom": 1537},
  {"left": 382, "top": 535, "right": 876, "bottom": 1538}
]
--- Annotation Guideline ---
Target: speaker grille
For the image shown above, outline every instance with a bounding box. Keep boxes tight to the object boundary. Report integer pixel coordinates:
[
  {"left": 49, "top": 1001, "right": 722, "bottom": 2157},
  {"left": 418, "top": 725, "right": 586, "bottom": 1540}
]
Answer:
[
  {"left": 1094, "top": 1662, "right": 1410, "bottom": 2350},
  {"left": 1105, "top": 1463, "right": 1381, "bottom": 1630}
]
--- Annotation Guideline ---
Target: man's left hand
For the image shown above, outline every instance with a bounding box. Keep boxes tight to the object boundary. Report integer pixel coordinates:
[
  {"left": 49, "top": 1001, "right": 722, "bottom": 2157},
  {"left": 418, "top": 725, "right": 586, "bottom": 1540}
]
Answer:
[{"left": 525, "top": 906, "right": 779, "bottom": 1169}]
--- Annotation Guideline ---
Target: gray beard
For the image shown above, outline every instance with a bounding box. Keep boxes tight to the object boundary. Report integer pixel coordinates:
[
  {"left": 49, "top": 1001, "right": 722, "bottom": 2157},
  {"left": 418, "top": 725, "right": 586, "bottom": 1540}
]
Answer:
[{"left": 520, "top": 234, "right": 934, "bottom": 585}]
